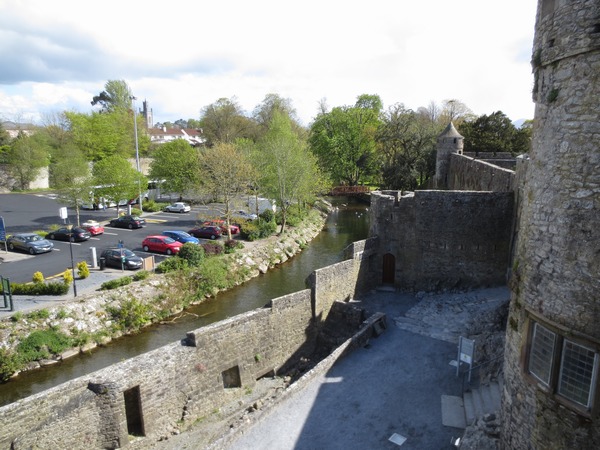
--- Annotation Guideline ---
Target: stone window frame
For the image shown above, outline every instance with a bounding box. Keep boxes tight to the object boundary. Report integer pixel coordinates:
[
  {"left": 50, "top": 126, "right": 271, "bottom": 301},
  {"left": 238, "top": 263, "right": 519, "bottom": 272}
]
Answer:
[{"left": 523, "top": 311, "right": 600, "bottom": 417}]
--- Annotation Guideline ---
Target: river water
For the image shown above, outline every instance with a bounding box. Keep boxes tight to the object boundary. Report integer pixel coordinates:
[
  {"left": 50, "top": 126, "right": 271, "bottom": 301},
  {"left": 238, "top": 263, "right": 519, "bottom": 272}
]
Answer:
[{"left": 0, "top": 198, "right": 369, "bottom": 407}]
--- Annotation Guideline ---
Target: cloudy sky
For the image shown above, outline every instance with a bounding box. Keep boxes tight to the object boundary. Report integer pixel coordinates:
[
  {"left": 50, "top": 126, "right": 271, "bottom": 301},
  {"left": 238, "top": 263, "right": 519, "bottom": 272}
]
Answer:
[{"left": 0, "top": 0, "right": 538, "bottom": 127}]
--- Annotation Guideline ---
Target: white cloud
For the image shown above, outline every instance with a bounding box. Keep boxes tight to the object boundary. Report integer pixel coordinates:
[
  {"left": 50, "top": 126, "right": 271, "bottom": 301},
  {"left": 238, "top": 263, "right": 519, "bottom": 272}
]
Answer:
[{"left": 0, "top": 0, "right": 538, "bottom": 126}]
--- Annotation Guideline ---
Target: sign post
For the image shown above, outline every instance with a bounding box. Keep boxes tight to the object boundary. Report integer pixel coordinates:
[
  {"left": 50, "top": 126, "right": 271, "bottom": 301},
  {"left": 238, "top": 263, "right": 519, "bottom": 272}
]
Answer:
[
  {"left": 456, "top": 336, "right": 475, "bottom": 382},
  {"left": 0, "top": 216, "right": 7, "bottom": 254}
]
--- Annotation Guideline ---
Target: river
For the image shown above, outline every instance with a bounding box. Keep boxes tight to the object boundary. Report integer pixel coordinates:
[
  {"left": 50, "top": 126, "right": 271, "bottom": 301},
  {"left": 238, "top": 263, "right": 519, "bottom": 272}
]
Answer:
[{"left": 0, "top": 198, "right": 369, "bottom": 407}]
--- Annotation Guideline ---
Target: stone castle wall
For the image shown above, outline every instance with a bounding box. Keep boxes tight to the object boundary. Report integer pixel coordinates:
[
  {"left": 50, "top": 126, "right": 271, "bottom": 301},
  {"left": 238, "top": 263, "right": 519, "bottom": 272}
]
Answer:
[
  {"left": 448, "top": 153, "right": 515, "bottom": 192},
  {"left": 501, "top": 0, "right": 600, "bottom": 448},
  {"left": 0, "top": 243, "right": 370, "bottom": 449},
  {"left": 369, "top": 190, "right": 514, "bottom": 291}
]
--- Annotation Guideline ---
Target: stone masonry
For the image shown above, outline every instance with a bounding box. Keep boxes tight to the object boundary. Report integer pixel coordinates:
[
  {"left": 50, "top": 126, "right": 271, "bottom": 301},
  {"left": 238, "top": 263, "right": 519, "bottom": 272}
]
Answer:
[{"left": 501, "top": 1, "right": 600, "bottom": 448}]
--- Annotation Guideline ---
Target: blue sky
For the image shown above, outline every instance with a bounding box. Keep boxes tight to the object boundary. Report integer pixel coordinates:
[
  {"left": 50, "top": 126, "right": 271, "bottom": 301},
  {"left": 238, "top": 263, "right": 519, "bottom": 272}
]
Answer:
[{"left": 0, "top": 0, "right": 538, "bottom": 126}]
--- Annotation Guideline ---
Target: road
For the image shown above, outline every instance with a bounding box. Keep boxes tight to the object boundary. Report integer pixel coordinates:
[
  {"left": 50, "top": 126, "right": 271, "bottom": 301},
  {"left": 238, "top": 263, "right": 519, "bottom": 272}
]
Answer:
[{"left": 0, "top": 193, "right": 227, "bottom": 284}]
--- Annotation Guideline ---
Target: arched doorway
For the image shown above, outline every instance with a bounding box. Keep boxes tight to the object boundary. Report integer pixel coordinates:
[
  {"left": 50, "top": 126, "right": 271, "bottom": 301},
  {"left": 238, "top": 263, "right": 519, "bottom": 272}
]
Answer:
[{"left": 382, "top": 253, "right": 395, "bottom": 284}]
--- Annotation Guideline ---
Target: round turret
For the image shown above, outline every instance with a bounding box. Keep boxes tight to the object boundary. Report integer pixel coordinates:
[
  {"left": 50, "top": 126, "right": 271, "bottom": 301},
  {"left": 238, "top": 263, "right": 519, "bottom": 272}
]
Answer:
[{"left": 434, "top": 122, "right": 463, "bottom": 189}]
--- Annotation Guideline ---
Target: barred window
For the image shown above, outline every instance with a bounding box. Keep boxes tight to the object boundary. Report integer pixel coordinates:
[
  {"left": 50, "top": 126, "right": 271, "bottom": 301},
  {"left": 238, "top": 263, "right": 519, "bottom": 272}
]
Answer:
[
  {"left": 558, "top": 340, "right": 598, "bottom": 408},
  {"left": 526, "top": 319, "right": 599, "bottom": 412},
  {"left": 529, "top": 322, "right": 556, "bottom": 385}
]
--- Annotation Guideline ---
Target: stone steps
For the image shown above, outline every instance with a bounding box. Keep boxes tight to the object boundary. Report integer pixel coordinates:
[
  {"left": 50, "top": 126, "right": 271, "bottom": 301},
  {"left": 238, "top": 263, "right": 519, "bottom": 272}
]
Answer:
[{"left": 463, "top": 379, "right": 502, "bottom": 425}]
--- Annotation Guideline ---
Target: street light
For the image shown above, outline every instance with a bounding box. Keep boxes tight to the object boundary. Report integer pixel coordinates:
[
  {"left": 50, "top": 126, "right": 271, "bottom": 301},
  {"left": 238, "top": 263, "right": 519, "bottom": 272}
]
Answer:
[
  {"left": 130, "top": 95, "right": 142, "bottom": 212},
  {"left": 66, "top": 223, "right": 78, "bottom": 298}
]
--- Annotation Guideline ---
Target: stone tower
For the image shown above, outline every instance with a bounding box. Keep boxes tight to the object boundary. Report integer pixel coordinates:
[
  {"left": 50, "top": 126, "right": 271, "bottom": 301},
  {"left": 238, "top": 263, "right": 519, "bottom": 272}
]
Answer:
[
  {"left": 141, "top": 100, "right": 153, "bottom": 129},
  {"left": 501, "top": 1, "right": 600, "bottom": 448},
  {"left": 434, "top": 122, "right": 463, "bottom": 189}
]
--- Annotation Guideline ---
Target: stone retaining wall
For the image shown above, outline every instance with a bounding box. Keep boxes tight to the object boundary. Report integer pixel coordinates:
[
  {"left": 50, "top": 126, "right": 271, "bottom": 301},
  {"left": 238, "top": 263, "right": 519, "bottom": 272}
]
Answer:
[{"left": 0, "top": 236, "right": 369, "bottom": 449}]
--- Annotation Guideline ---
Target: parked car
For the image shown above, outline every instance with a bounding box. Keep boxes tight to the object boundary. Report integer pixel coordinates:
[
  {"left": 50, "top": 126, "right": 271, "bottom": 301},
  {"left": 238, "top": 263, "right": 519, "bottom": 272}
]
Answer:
[
  {"left": 232, "top": 210, "right": 258, "bottom": 221},
  {"left": 142, "top": 235, "right": 183, "bottom": 255},
  {"left": 161, "top": 230, "right": 200, "bottom": 245},
  {"left": 81, "top": 220, "right": 104, "bottom": 236},
  {"left": 188, "top": 226, "right": 222, "bottom": 240},
  {"left": 203, "top": 220, "right": 240, "bottom": 235},
  {"left": 6, "top": 233, "right": 54, "bottom": 255},
  {"left": 100, "top": 248, "right": 143, "bottom": 270},
  {"left": 47, "top": 227, "right": 91, "bottom": 242},
  {"left": 109, "top": 215, "right": 146, "bottom": 229},
  {"left": 164, "top": 202, "right": 191, "bottom": 213}
]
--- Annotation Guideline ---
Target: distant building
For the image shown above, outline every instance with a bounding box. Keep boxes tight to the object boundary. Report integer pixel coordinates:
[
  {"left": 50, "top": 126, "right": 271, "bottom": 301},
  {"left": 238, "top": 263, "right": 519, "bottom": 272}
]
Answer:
[
  {"left": 1, "top": 121, "right": 35, "bottom": 139},
  {"left": 147, "top": 126, "right": 205, "bottom": 147},
  {"left": 140, "top": 100, "right": 153, "bottom": 129}
]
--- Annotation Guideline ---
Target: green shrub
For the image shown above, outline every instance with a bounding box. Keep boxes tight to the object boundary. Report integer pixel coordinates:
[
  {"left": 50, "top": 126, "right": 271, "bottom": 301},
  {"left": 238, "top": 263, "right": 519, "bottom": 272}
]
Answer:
[
  {"left": 240, "top": 221, "right": 260, "bottom": 241},
  {"left": 141, "top": 200, "right": 165, "bottom": 212},
  {"left": 16, "top": 329, "right": 74, "bottom": 362},
  {"left": 198, "top": 257, "right": 230, "bottom": 293},
  {"left": 77, "top": 261, "right": 90, "bottom": 279},
  {"left": 26, "top": 309, "right": 50, "bottom": 320},
  {"left": 0, "top": 348, "right": 20, "bottom": 382},
  {"left": 132, "top": 270, "right": 150, "bottom": 281},
  {"left": 107, "top": 299, "right": 151, "bottom": 332},
  {"left": 156, "top": 256, "right": 189, "bottom": 273},
  {"left": 32, "top": 271, "right": 44, "bottom": 284},
  {"left": 63, "top": 269, "right": 74, "bottom": 285},
  {"left": 224, "top": 239, "right": 244, "bottom": 254},
  {"left": 178, "top": 243, "right": 205, "bottom": 266},
  {"left": 10, "top": 281, "right": 70, "bottom": 296},
  {"left": 257, "top": 219, "right": 277, "bottom": 237},
  {"left": 56, "top": 309, "right": 69, "bottom": 319},
  {"left": 202, "top": 241, "right": 224, "bottom": 256},
  {"left": 259, "top": 209, "right": 275, "bottom": 222},
  {"left": 99, "top": 276, "right": 132, "bottom": 290}
]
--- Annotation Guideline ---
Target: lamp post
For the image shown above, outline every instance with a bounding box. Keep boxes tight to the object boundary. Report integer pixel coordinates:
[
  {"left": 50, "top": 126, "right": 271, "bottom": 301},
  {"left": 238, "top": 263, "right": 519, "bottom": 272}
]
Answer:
[
  {"left": 131, "top": 95, "right": 142, "bottom": 212},
  {"left": 67, "top": 223, "right": 78, "bottom": 298}
]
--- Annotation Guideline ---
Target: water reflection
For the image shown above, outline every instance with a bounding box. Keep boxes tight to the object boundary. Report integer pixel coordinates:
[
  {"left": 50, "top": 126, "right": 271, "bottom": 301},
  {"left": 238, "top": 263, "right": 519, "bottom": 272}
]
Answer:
[{"left": 0, "top": 198, "right": 369, "bottom": 406}]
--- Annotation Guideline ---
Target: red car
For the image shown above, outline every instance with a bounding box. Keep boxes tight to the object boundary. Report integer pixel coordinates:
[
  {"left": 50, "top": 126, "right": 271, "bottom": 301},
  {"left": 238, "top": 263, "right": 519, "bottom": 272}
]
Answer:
[
  {"left": 81, "top": 220, "right": 104, "bottom": 236},
  {"left": 141, "top": 235, "right": 183, "bottom": 255},
  {"left": 188, "top": 226, "right": 222, "bottom": 240},
  {"left": 203, "top": 220, "right": 240, "bottom": 235}
]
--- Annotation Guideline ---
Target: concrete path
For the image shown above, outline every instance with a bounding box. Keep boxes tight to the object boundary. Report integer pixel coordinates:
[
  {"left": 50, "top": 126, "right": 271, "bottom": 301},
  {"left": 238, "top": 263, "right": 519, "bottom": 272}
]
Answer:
[{"left": 221, "top": 288, "right": 496, "bottom": 450}]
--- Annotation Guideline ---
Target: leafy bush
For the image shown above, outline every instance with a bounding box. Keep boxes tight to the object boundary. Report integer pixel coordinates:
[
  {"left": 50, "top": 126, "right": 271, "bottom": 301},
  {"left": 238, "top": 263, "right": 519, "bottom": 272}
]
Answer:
[
  {"left": 156, "top": 256, "right": 189, "bottom": 273},
  {"left": 16, "top": 329, "right": 74, "bottom": 362},
  {"left": 63, "top": 269, "right": 74, "bottom": 285},
  {"left": 26, "top": 309, "right": 50, "bottom": 320},
  {"left": 178, "top": 243, "right": 205, "bottom": 266},
  {"left": 141, "top": 200, "right": 166, "bottom": 212},
  {"left": 259, "top": 209, "right": 275, "bottom": 222},
  {"left": 132, "top": 270, "right": 149, "bottom": 281},
  {"left": 107, "top": 299, "right": 151, "bottom": 332},
  {"left": 198, "top": 257, "right": 230, "bottom": 293},
  {"left": 202, "top": 241, "right": 224, "bottom": 256},
  {"left": 258, "top": 219, "right": 277, "bottom": 237},
  {"left": 240, "top": 221, "right": 260, "bottom": 241},
  {"left": 77, "top": 261, "right": 90, "bottom": 279},
  {"left": 0, "top": 348, "right": 20, "bottom": 382},
  {"left": 99, "top": 276, "right": 132, "bottom": 290},
  {"left": 32, "top": 272, "right": 44, "bottom": 284},
  {"left": 10, "top": 281, "right": 70, "bottom": 296},
  {"left": 224, "top": 239, "right": 244, "bottom": 254}
]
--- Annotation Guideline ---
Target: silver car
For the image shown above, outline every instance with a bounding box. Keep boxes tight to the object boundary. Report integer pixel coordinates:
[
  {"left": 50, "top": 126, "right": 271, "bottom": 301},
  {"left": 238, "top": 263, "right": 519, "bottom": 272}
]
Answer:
[{"left": 6, "top": 233, "right": 54, "bottom": 255}]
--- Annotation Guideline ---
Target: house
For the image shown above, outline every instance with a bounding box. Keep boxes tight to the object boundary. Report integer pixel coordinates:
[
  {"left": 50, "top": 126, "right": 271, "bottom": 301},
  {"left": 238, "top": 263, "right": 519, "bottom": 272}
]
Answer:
[{"left": 147, "top": 126, "right": 205, "bottom": 147}]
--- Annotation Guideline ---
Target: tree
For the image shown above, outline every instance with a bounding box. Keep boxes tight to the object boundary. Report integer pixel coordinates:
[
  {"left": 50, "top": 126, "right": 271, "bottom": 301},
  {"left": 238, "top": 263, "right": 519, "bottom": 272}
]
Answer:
[
  {"left": 253, "top": 93, "right": 304, "bottom": 139},
  {"left": 308, "top": 94, "right": 382, "bottom": 186},
  {"left": 52, "top": 144, "right": 93, "bottom": 226},
  {"left": 199, "top": 97, "right": 256, "bottom": 146},
  {"left": 149, "top": 140, "right": 201, "bottom": 199},
  {"left": 200, "top": 142, "right": 255, "bottom": 239},
  {"left": 91, "top": 80, "right": 133, "bottom": 112},
  {"left": 260, "top": 112, "right": 324, "bottom": 234},
  {"left": 66, "top": 109, "right": 149, "bottom": 161},
  {"left": 459, "top": 111, "right": 529, "bottom": 155},
  {"left": 376, "top": 104, "right": 440, "bottom": 190},
  {"left": 0, "top": 121, "right": 11, "bottom": 146},
  {"left": 5, "top": 132, "right": 49, "bottom": 190},
  {"left": 92, "top": 155, "right": 147, "bottom": 216}
]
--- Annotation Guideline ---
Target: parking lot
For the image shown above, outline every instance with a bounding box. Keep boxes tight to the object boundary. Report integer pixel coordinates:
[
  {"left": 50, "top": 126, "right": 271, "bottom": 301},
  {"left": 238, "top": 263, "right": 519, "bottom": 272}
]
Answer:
[{"left": 0, "top": 193, "right": 234, "bottom": 284}]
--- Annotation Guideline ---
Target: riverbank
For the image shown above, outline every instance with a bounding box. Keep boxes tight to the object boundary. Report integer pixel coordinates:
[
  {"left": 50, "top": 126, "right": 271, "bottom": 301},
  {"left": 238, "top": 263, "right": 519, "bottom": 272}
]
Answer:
[{"left": 0, "top": 209, "right": 328, "bottom": 381}]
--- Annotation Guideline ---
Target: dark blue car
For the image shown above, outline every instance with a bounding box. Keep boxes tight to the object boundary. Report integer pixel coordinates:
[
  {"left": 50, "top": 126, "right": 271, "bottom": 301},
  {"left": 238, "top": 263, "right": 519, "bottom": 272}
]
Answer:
[{"left": 161, "top": 230, "right": 200, "bottom": 245}]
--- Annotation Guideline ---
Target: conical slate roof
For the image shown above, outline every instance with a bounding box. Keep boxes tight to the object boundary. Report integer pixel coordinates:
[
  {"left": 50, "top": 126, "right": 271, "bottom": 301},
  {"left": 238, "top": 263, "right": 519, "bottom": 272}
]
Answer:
[{"left": 439, "top": 122, "right": 463, "bottom": 138}]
